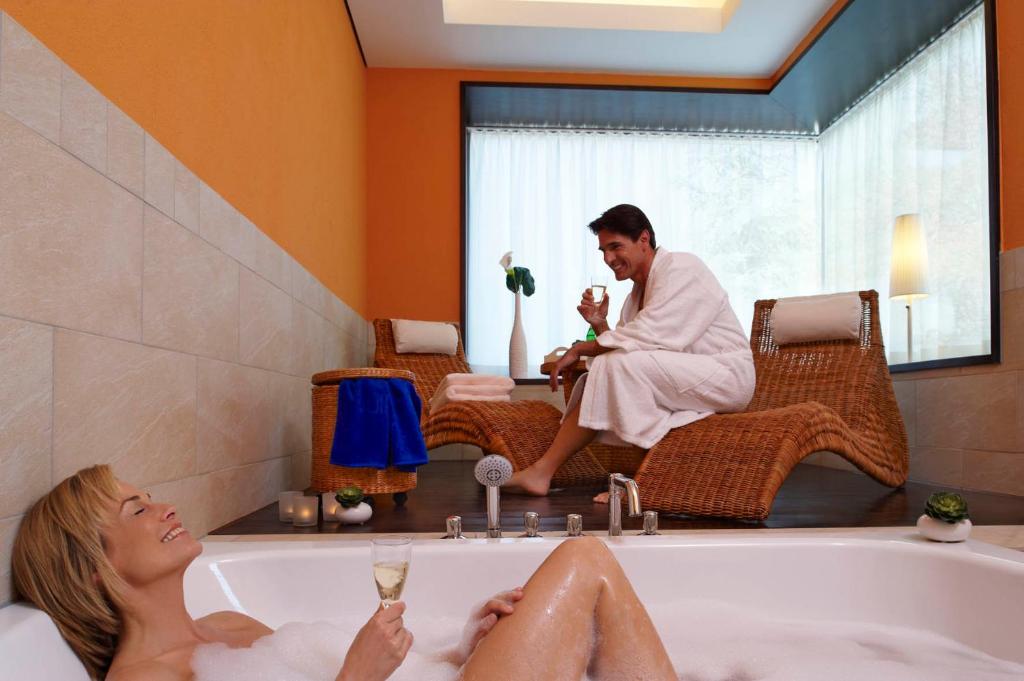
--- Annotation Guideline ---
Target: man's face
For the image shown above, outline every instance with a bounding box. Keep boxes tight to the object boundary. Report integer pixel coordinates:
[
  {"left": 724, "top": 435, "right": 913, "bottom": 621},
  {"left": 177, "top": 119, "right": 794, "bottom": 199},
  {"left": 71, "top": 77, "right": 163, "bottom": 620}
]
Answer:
[{"left": 598, "top": 230, "right": 651, "bottom": 281}]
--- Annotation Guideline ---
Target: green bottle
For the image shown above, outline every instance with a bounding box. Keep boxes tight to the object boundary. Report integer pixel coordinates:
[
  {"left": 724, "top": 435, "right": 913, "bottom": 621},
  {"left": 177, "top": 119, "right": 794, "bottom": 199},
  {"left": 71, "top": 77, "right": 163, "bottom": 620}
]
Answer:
[{"left": 586, "top": 326, "right": 597, "bottom": 342}]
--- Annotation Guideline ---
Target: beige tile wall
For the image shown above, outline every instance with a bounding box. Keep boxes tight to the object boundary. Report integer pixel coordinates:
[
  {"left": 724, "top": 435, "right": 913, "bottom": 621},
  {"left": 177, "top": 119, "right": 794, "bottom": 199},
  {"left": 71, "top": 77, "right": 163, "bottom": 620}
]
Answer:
[{"left": 0, "top": 13, "right": 370, "bottom": 605}]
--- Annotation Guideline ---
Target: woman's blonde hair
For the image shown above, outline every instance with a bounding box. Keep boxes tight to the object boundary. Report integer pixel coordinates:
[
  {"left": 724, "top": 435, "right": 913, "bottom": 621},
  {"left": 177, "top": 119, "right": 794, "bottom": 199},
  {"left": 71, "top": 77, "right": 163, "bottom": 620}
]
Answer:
[{"left": 12, "top": 464, "right": 130, "bottom": 680}]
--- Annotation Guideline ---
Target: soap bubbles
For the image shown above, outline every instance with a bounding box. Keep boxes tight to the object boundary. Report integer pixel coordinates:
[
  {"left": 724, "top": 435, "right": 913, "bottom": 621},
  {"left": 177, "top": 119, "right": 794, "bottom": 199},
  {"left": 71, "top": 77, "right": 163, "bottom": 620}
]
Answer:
[{"left": 192, "top": 600, "right": 1024, "bottom": 681}]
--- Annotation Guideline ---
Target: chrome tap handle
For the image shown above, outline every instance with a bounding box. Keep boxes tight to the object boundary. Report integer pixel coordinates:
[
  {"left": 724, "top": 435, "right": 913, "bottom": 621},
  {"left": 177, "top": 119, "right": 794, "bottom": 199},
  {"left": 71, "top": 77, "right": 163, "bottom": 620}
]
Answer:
[
  {"left": 444, "top": 515, "right": 464, "bottom": 539},
  {"left": 642, "top": 510, "right": 659, "bottom": 535},
  {"left": 566, "top": 513, "right": 583, "bottom": 537},
  {"left": 608, "top": 473, "right": 642, "bottom": 536},
  {"left": 523, "top": 511, "right": 540, "bottom": 537}
]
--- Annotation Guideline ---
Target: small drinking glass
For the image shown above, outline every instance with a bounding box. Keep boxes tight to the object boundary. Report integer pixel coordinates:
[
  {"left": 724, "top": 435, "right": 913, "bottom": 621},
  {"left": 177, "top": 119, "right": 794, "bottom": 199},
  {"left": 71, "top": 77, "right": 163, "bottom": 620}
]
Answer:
[
  {"left": 590, "top": 275, "right": 608, "bottom": 305},
  {"left": 372, "top": 536, "right": 412, "bottom": 608}
]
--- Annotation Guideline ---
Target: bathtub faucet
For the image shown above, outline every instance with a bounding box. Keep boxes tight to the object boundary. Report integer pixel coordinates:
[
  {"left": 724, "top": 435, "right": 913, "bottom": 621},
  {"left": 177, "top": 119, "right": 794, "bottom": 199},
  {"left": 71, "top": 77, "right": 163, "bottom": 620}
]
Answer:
[
  {"left": 474, "top": 455, "right": 514, "bottom": 538},
  {"left": 608, "top": 473, "right": 642, "bottom": 536}
]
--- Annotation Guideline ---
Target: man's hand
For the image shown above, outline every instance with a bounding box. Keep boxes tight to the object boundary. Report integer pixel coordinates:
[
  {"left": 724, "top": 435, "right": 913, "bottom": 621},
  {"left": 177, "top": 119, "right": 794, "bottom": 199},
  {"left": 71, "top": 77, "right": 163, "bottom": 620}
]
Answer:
[
  {"left": 336, "top": 602, "right": 413, "bottom": 681},
  {"left": 577, "top": 289, "right": 610, "bottom": 329},
  {"left": 549, "top": 346, "right": 580, "bottom": 393},
  {"left": 449, "top": 588, "right": 524, "bottom": 666}
]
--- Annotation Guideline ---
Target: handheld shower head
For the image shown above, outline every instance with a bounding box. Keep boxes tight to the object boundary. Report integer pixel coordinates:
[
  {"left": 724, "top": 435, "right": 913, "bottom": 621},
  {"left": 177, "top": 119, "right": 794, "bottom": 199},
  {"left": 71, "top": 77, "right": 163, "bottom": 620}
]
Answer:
[
  {"left": 475, "top": 455, "right": 513, "bottom": 538},
  {"left": 474, "top": 455, "right": 513, "bottom": 487}
]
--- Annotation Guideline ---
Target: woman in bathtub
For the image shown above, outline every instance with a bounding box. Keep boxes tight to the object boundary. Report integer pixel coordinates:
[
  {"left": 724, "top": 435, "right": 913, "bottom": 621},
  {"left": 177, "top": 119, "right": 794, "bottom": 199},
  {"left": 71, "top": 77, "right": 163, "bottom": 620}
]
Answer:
[{"left": 11, "top": 465, "right": 677, "bottom": 681}]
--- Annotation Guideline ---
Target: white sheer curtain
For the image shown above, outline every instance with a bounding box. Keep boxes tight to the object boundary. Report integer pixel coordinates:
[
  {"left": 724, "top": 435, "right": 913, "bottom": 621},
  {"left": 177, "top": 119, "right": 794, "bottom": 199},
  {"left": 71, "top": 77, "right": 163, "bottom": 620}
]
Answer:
[
  {"left": 820, "top": 5, "right": 989, "bottom": 363},
  {"left": 466, "top": 129, "right": 819, "bottom": 374},
  {"left": 466, "top": 5, "right": 989, "bottom": 373}
]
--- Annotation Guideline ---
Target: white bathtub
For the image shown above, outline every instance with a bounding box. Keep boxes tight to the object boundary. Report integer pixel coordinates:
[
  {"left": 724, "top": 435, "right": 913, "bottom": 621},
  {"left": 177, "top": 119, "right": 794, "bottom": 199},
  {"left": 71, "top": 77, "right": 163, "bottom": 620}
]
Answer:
[{"left": 2, "top": 531, "right": 1023, "bottom": 679}]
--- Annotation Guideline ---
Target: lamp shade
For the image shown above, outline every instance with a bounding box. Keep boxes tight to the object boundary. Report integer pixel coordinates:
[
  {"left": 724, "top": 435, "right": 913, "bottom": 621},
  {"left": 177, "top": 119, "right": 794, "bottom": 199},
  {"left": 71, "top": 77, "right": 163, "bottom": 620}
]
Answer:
[{"left": 889, "top": 214, "right": 929, "bottom": 300}]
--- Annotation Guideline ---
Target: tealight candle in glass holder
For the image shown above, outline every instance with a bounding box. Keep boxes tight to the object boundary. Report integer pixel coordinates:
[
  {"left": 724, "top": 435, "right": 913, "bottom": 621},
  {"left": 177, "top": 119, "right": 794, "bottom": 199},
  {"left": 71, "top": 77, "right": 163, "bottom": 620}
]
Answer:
[
  {"left": 292, "top": 495, "right": 318, "bottom": 527},
  {"left": 321, "top": 492, "right": 341, "bottom": 521},
  {"left": 278, "top": 491, "right": 301, "bottom": 522}
]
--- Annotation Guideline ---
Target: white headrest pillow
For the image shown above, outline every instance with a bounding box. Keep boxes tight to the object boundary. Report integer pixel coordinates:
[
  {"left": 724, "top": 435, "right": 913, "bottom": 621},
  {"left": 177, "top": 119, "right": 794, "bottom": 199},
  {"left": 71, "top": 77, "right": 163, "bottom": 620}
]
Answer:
[
  {"left": 771, "top": 292, "right": 862, "bottom": 345},
  {"left": 391, "top": 319, "right": 459, "bottom": 355}
]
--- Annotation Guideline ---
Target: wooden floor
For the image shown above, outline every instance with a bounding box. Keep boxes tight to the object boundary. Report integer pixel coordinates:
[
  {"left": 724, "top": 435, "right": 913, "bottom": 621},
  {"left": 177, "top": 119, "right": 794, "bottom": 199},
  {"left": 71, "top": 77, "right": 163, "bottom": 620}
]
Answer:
[{"left": 212, "top": 461, "right": 1024, "bottom": 536}]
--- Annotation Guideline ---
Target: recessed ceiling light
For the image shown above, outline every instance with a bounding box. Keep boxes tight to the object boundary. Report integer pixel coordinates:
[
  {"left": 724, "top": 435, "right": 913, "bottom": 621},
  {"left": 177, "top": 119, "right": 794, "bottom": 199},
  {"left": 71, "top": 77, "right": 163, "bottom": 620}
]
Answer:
[{"left": 442, "top": 0, "right": 741, "bottom": 33}]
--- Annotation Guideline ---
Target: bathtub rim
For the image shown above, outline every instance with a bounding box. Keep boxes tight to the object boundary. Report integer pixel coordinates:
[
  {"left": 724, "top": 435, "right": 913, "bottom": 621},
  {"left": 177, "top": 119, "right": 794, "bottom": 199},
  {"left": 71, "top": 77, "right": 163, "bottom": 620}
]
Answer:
[{"left": 3, "top": 525, "right": 1023, "bottom": 680}]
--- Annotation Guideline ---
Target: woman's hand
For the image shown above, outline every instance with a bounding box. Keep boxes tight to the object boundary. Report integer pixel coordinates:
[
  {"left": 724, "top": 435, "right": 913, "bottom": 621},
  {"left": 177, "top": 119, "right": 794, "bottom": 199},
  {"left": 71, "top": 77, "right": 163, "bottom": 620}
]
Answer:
[
  {"left": 549, "top": 346, "right": 580, "bottom": 393},
  {"left": 336, "top": 602, "right": 413, "bottom": 681},
  {"left": 577, "top": 288, "right": 610, "bottom": 327},
  {"left": 447, "top": 588, "right": 524, "bottom": 666}
]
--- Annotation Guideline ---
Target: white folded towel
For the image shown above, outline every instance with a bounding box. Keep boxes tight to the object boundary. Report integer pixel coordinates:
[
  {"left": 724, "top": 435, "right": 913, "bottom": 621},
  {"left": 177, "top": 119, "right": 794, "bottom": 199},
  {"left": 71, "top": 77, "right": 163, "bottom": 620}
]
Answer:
[
  {"left": 437, "top": 373, "right": 515, "bottom": 392},
  {"left": 771, "top": 292, "right": 862, "bottom": 345},
  {"left": 430, "top": 386, "right": 512, "bottom": 412}
]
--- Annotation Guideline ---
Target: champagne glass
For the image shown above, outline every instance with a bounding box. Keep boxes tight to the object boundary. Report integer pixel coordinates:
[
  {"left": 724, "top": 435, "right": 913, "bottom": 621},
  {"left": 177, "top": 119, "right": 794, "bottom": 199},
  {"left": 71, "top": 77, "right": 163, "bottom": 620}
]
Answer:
[{"left": 372, "top": 536, "right": 412, "bottom": 608}]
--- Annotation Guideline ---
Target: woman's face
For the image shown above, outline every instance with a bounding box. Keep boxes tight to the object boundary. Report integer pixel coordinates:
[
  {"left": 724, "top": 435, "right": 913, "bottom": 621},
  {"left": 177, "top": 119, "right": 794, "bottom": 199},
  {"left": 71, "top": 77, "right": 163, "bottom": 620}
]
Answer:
[{"left": 101, "top": 481, "right": 202, "bottom": 587}]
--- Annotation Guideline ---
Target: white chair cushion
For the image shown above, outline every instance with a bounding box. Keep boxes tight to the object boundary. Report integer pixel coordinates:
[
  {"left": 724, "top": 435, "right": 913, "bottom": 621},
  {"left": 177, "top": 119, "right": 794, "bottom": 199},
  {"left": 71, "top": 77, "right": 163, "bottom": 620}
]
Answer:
[
  {"left": 771, "top": 292, "right": 862, "bottom": 345},
  {"left": 391, "top": 319, "right": 459, "bottom": 355}
]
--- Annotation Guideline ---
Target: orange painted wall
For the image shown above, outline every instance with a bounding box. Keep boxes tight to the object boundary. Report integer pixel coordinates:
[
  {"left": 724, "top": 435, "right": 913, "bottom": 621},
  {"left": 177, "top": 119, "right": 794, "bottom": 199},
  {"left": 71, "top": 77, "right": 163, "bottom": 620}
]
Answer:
[
  {"left": 998, "top": 0, "right": 1023, "bottom": 251},
  {"left": 0, "top": 0, "right": 368, "bottom": 314},
  {"left": 368, "top": 3, "right": 1024, "bottom": 321},
  {"left": 365, "top": 68, "right": 766, "bottom": 322}
]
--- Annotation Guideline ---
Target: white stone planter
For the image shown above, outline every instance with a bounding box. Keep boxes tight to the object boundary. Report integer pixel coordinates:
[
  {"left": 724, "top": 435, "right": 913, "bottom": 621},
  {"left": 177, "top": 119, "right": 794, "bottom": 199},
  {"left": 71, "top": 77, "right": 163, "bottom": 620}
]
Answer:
[
  {"left": 335, "top": 502, "right": 373, "bottom": 525},
  {"left": 917, "top": 514, "right": 971, "bottom": 542}
]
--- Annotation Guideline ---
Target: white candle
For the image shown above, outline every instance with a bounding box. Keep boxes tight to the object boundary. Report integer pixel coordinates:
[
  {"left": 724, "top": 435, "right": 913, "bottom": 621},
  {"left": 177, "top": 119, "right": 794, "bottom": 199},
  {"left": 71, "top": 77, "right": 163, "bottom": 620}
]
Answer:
[
  {"left": 278, "top": 491, "right": 301, "bottom": 522},
  {"left": 292, "top": 495, "right": 318, "bottom": 527},
  {"left": 321, "top": 492, "right": 341, "bottom": 521}
]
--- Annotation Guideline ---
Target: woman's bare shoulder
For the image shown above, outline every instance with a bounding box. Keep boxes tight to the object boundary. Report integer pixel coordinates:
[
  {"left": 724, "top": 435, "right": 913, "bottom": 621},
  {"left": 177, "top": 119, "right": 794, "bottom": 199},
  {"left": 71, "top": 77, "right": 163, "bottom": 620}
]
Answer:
[
  {"left": 106, "top": 659, "right": 186, "bottom": 681},
  {"left": 198, "top": 610, "right": 274, "bottom": 639}
]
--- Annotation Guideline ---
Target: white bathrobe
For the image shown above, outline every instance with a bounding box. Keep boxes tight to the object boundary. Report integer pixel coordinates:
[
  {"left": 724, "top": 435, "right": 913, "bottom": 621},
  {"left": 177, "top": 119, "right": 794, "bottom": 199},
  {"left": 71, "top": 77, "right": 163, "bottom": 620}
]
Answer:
[{"left": 567, "top": 248, "right": 755, "bottom": 449}]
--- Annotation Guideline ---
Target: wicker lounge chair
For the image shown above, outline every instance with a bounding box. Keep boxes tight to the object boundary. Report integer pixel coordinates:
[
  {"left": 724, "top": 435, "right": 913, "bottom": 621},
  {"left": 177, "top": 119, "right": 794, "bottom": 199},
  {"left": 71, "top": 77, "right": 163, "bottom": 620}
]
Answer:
[
  {"left": 372, "top": 320, "right": 608, "bottom": 486},
  {"left": 558, "top": 290, "right": 908, "bottom": 520}
]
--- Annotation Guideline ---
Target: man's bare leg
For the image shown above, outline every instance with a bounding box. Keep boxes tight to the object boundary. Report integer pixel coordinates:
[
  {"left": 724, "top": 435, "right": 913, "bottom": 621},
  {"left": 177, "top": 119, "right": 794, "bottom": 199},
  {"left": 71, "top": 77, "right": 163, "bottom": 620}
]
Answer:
[
  {"left": 461, "top": 536, "right": 676, "bottom": 681},
  {"left": 503, "top": 402, "right": 598, "bottom": 496}
]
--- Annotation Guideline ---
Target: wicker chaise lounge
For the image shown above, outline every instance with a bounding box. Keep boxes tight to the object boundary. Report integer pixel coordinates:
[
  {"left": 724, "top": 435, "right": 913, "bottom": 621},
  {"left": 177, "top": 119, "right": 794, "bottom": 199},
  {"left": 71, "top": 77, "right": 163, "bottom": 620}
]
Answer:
[
  {"left": 372, "top": 319, "right": 608, "bottom": 486},
  {"left": 559, "top": 290, "right": 908, "bottom": 520}
]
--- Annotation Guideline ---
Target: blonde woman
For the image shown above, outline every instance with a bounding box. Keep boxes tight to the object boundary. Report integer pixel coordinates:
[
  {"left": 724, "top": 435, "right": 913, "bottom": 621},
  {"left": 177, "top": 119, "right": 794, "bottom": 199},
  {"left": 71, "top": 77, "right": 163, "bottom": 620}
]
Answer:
[{"left": 12, "top": 465, "right": 676, "bottom": 681}]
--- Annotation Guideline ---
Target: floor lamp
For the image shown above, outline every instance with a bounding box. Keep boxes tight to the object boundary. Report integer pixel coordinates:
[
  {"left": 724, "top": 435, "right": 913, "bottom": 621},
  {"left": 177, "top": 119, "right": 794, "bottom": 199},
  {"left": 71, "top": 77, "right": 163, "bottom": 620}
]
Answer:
[{"left": 889, "top": 214, "right": 929, "bottom": 362}]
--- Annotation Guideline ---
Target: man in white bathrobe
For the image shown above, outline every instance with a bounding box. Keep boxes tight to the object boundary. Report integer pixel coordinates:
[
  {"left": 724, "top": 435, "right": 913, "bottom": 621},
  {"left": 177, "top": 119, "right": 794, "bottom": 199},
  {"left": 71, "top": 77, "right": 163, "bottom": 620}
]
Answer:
[{"left": 505, "top": 204, "right": 755, "bottom": 499}]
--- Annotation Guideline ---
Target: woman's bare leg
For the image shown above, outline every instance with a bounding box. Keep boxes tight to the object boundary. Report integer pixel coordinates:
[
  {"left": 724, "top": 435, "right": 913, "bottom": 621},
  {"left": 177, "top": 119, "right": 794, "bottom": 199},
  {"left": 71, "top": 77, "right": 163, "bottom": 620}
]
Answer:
[
  {"left": 461, "top": 537, "right": 676, "bottom": 681},
  {"left": 503, "top": 402, "right": 598, "bottom": 496}
]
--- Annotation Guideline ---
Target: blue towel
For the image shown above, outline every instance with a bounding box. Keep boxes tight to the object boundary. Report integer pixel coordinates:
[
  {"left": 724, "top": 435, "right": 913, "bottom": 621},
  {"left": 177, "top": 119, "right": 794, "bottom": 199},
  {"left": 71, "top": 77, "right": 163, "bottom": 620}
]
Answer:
[{"left": 329, "top": 378, "right": 428, "bottom": 472}]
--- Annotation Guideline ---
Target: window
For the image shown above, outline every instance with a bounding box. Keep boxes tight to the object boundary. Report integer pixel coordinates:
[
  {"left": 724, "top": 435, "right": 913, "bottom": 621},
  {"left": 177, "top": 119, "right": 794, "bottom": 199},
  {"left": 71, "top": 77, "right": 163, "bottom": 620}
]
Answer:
[{"left": 465, "top": 6, "right": 992, "bottom": 375}]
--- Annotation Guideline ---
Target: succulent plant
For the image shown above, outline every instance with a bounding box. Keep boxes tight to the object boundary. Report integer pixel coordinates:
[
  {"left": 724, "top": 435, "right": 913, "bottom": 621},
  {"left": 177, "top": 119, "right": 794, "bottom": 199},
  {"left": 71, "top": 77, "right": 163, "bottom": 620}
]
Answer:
[
  {"left": 335, "top": 485, "right": 365, "bottom": 509},
  {"left": 924, "top": 492, "right": 969, "bottom": 524}
]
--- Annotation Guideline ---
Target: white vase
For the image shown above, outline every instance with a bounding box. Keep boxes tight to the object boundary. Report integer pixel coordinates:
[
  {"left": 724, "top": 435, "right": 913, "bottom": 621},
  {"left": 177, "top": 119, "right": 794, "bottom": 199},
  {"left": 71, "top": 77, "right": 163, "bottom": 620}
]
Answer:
[
  {"left": 916, "top": 514, "right": 971, "bottom": 542},
  {"left": 336, "top": 502, "right": 373, "bottom": 525},
  {"left": 509, "top": 290, "right": 528, "bottom": 379}
]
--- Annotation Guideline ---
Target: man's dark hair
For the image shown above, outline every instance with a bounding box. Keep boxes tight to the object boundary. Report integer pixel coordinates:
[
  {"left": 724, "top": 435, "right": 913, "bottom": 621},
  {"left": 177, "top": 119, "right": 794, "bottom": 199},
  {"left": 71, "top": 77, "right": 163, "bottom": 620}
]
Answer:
[{"left": 587, "top": 204, "right": 657, "bottom": 249}]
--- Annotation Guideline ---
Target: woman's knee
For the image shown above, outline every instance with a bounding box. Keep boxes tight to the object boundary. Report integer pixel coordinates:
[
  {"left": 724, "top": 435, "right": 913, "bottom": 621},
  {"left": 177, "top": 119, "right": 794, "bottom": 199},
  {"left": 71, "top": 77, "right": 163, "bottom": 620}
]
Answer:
[{"left": 555, "top": 536, "right": 613, "bottom": 564}]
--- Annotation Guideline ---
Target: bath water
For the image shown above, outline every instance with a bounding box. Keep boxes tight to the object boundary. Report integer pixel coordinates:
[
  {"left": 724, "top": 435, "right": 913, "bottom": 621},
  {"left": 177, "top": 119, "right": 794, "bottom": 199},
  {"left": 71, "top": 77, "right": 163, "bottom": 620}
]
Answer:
[{"left": 192, "top": 598, "right": 1024, "bottom": 681}]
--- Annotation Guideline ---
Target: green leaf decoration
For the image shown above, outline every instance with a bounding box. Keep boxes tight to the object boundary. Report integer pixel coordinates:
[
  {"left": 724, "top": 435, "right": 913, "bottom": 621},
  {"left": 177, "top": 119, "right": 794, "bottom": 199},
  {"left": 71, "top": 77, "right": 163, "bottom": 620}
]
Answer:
[
  {"left": 520, "top": 268, "right": 536, "bottom": 297},
  {"left": 335, "top": 485, "right": 365, "bottom": 509},
  {"left": 505, "top": 266, "right": 536, "bottom": 296},
  {"left": 924, "top": 491, "right": 969, "bottom": 523}
]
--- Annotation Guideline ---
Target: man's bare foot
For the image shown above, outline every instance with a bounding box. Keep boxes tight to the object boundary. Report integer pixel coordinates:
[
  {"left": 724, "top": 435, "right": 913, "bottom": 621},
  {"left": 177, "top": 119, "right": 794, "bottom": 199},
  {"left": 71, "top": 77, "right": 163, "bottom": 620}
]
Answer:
[
  {"left": 593, "top": 491, "right": 610, "bottom": 504},
  {"left": 502, "top": 467, "right": 552, "bottom": 496}
]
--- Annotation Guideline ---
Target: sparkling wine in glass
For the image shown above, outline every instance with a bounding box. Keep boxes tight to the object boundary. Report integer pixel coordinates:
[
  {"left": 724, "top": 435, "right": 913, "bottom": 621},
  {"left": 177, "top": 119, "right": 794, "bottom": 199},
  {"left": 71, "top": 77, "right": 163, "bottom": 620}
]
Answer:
[{"left": 372, "top": 536, "right": 412, "bottom": 608}]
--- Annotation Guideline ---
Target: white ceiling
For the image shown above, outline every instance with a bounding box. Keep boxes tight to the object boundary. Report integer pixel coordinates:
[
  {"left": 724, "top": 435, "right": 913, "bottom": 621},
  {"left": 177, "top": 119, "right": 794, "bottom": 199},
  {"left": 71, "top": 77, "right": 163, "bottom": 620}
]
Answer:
[{"left": 347, "top": 0, "right": 837, "bottom": 78}]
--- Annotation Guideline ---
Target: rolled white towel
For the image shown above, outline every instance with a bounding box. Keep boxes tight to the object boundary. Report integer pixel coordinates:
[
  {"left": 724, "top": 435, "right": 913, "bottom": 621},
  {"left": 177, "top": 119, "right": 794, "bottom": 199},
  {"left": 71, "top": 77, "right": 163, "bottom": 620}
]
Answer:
[
  {"left": 430, "top": 387, "right": 512, "bottom": 413},
  {"left": 437, "top": 373, "right": 515, "bottom": 392}
]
